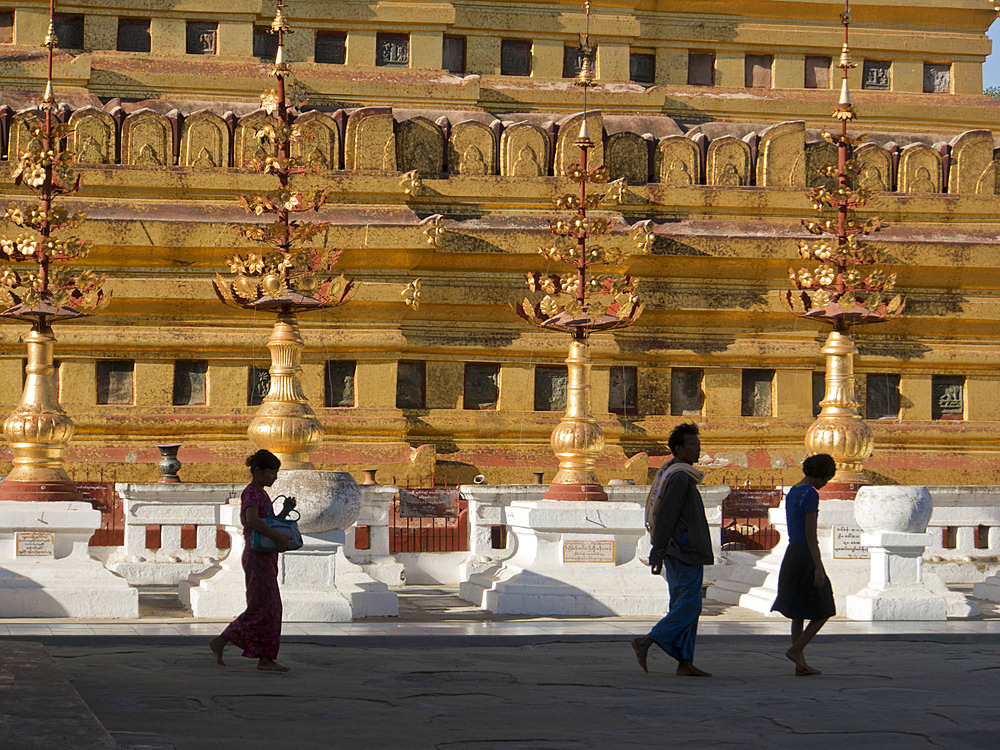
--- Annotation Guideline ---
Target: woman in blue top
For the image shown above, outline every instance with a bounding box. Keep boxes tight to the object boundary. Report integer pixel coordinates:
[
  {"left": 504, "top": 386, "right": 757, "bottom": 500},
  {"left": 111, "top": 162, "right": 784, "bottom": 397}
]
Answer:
[{"left": 771, "top": 453, "right": 837, "bottom": 676}]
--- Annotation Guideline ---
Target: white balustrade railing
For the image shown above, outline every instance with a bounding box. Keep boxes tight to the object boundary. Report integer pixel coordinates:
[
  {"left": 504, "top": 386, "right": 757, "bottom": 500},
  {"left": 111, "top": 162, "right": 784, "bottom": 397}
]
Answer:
[{"left": 107, "top": 483, "right": 242, "bottom": 586}]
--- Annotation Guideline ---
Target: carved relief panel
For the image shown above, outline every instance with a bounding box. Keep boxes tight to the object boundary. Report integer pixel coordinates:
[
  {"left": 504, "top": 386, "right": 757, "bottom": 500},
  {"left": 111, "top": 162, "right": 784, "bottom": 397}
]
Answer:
[
  {"left": 9, "top": 109, "right": 42, "bottom": 163},
  {"left": 654, "top": 135, "right": 700, "bottom": 186},
  {"left": 178, "top": 111, "right": 229, "bottom": 169},
  {"left": 292, "top": 110, "right": 339, "bottom": 170},
  {"left": 897, "top": 143, "right": 942, "bottom": 194},
  {"left": 396, "top": 117, "right": 444, "bottom": 175},
  {"left": 500, "top": 123, "right": 549, "bottom": 177},
  {"left": 853, "top": 143, "right": 893, "bottom": 192},
  {"left": 805, "top": 141, "right": 838, "bottom": 190},
  {"left": 69, "top": 108, "right": 116, "bottom": 165},
  {"left": 948, "top": 130, "right": 994, "bottom": 195},
  {"left": 122, "top": 109, "right": 172, "bottom": 166},
  {"left": 234, "top": 111, "right": 275, "bottom": 169},
  {"left": 345, "top": 107, "right": 395, "bottom": 171},
  {"left": 756, "top": 121, "right": 805, "bottom": 187},
  {"left": 448, "top": 121, "right": 495, "bottom": 175},
  {"left": 604, "top": 131, "right": 648, "bottom": 185},
  {"left": 555, "top": 112, "right": 603, "bottom": 176},
  {"left": 706, "top": 135, "right": 751, "bottom": 186}
]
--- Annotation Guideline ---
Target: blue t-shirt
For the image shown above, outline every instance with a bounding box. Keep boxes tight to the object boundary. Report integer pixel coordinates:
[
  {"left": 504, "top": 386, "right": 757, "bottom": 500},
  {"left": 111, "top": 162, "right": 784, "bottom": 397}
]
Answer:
[{"left": 785, "top": 484, "right": 819, "bottom": 546}]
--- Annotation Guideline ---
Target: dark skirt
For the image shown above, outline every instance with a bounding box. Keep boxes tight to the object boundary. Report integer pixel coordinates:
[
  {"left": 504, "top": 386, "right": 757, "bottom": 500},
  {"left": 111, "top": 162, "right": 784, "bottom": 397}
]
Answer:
[{"left": 771, "top": 544, "right": 836, "bottom": 621}]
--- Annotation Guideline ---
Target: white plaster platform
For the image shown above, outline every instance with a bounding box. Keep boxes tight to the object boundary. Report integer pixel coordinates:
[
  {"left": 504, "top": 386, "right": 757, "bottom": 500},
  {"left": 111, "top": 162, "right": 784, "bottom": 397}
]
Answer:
[
  {"left": 461, "top": 499, "right": 669, "bottom": 616},
  {"left": 182, "top": 495, "right": 397, "bottom": 621},
  {"left": 0, "top": 501, "right": 137, "bottom": 618},
  {"left": 707, "top": 498, "right": 871, "bottom": 615}
]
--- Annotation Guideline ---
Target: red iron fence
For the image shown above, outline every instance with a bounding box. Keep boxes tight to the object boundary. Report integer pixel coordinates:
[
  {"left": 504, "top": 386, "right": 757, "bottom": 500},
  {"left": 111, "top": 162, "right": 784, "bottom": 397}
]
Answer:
[
  {"left": 721, "top": 475, "right": 783, "bottom": 551},
  {"left": 390, "top": 485, "right": 469, "bottom": 553}
]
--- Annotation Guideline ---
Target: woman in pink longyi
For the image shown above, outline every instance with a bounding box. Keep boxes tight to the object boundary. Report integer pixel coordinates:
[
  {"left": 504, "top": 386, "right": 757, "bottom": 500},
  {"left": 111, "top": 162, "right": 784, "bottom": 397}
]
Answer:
[{"left": 209, "top": 449, "right": 291, "bottom": 672}]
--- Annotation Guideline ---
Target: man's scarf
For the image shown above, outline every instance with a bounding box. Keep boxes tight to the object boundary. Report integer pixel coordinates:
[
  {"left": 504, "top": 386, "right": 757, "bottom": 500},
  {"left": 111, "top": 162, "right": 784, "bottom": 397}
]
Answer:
[{"left": 644, "top": 461, "right": 705, "bottom": 532}]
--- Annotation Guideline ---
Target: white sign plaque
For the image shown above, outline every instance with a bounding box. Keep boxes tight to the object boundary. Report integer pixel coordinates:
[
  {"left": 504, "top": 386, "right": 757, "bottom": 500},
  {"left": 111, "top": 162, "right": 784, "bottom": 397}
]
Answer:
[
  {"left": 563, "top": 540, "right": 615, "bottom": 563},
  {"left": 833, "top": 526, "right": 869, "bottom": 559},
  {"left": 16, "top": 532, "right": 54, "bottom": 558}
]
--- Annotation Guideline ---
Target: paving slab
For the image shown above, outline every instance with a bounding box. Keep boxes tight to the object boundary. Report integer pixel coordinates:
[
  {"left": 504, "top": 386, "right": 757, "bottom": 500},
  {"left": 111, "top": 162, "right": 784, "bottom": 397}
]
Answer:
[
  {"left": 0, "top": 641, "right": 116, "bottom": 750},
  {"left": 16, "top": 632, "right": 1000, "bottom": 750}
]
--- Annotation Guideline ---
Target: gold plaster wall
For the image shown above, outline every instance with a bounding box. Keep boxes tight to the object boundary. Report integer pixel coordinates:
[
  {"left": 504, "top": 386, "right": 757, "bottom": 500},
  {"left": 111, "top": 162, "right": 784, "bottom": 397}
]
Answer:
[{"left": 0, "top": 0, "right": 997, "bottom": 486}]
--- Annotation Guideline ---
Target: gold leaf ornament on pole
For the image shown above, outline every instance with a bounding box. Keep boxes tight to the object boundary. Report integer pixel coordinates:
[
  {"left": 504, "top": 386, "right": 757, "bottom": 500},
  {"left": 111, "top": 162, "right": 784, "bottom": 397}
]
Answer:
[
  {"left": 781, "top": 1, "right": 905, "bottom": 494},
  {"left": 0, "top": 1, "right": 109, "bottom": 502},
  {"left": 512, "top": 1, "right": 644, "bottom": 501},
  {"left": 213, "top": 1, "right": 357, "bottom": 469}
]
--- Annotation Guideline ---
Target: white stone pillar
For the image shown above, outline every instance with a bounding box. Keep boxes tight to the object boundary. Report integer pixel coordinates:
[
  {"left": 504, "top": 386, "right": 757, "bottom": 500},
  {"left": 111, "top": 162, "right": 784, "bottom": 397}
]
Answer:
[
  {"left": 183, "top": 471, "right": 397, "bottom": 621},
  {"left": 846, "top": 486, "right": 973, "bottom": 620}
]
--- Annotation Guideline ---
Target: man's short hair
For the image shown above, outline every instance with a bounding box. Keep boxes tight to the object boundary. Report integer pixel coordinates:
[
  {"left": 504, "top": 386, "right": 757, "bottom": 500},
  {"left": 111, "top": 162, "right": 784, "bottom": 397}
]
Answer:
[
  {"left": 667, "top": 422, "right": 699, "bottom": 455},
  {"left": 803, "top": 453, "right": 837, "bottom": 479}
]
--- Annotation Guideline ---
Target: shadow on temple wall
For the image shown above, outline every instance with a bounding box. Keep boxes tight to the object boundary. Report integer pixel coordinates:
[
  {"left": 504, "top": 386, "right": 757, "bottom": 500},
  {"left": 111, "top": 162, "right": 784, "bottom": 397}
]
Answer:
[
  {"left": 433, "top": 231, "right": 506, "bottom": 254},
  {"left": 862, "top": 470, "right": 900, "bottom": 486},
  {"left": 856, "top": 339, "right": 933, "bottom": 361},
  {"left": 624, "top": 332, "right": 737, "bottom": 356},
  {"left": 901, "top": 293, "right": 968, "bottom": 318},
  {"left": 649, "top": 237, "right": 708, "bottom": 256}
]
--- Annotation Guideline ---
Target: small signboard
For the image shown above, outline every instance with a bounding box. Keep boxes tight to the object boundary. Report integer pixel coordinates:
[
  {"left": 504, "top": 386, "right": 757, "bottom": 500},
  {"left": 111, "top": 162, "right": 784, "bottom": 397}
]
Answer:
[
  {"left": 16, "top": 532, "right": 54, "bottom": 558},
  {"left": 722, "top": 488, "right": 783, "bottom": 517},
  {"left": 397, "top": 489, "right": 460, "bottom": 518},
  {"left": 833, "top": 525, "right": 869, "bottom": 559},
  {"left": 563, "top": 540, "right": 615, "bottom": 563}
]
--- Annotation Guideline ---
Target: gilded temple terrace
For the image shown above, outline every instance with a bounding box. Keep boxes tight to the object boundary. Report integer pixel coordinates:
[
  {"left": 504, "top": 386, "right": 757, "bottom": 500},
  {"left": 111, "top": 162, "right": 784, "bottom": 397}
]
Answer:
[{"left": 3, "top": 0, "right": 1000, "bottom": 745}]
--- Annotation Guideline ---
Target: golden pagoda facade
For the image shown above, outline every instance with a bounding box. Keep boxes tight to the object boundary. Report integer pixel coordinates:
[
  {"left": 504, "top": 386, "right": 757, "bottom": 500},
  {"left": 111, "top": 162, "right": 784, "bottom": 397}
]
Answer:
[{"left": 0, "top": 0, "right": 998, "bottom": 486}]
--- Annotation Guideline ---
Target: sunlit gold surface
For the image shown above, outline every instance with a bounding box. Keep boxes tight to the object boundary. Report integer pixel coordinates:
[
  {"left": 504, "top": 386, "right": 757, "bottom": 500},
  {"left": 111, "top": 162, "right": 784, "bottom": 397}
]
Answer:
[
  {"left": 247, "top": 310, "right": 323, "bottom": 470},
  {"left": 804, "top": 330, "right": 873, "bottom": 484},
  {"left": 0, "top": 322, "right": 81, "bottom": 499},
  {"left": 544, "top": 338, "right": 608, "bottom": 501}
]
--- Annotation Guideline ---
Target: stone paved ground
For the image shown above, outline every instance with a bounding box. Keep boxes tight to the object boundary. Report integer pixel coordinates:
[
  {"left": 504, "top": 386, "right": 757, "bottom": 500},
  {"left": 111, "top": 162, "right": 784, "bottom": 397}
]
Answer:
[{"left": 23, "top": 632, "right": 1000, "bottom": 750}]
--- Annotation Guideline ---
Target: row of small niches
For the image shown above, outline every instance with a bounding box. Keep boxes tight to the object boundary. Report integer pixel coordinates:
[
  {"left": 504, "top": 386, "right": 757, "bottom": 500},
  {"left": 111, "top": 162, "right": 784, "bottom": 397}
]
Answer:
[
  {"left": 0, "top": 12, "right": 954, "bottom": 94},
  {"left": 25, "top": 360, "right": 968, "bottom": 422}
]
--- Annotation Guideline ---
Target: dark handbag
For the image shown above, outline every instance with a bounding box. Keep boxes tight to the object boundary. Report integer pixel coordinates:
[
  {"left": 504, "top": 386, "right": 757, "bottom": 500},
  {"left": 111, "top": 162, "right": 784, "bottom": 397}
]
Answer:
[{"left": 250, "top": 495, "right": 303, "bottom": 552}]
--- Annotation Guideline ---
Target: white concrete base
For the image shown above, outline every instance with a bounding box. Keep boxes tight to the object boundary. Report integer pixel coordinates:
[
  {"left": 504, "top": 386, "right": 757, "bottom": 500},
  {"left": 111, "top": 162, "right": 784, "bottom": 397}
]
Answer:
[
  {"left": 182, "top": 504, "right": 396, "bottom": 621},
  {"left": 706, "top": 499, "right": 870, "bottom": 615},
  {"left": 277, "top": 532, "right": 353, "bottom": 622},
  {"left": 334, "top": 547, "right": 398, "bottom": 618},
  {"left": 459, "top": 500, "right": 668, "bottom": 616},
  {"left": 845, "top": 530, "right": 972, "bottom": 620},
  {"left": 974, "top": 574, "right": 1000, "bottom": 602},
  {"left": 0, "top": 501, "right": 138, "bottom": 618}
]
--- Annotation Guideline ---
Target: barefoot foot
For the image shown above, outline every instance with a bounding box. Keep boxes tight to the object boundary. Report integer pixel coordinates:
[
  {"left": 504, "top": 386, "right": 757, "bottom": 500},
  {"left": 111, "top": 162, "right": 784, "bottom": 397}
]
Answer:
[
  {"left": 209, "top": 637, "right": 226, "bottom": 666},
  {"left": 257, "top": 658, "right": 290, "bottom": 672},
  {"left": 676, "top": 660, "right": 711, "bottom": 677},
  {"left": 785, "top": 648, "right": 820, "bottom": 675},
  {"left": 630, "top": 638, "right": 650, "bottom": 673}
]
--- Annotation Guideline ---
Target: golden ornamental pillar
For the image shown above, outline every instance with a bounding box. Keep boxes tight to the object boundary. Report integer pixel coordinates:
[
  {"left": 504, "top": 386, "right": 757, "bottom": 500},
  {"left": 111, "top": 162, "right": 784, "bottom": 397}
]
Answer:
[
  {"left": 805, "top": 330, "right": 873, "bottom": 490},
  {"left": 247, "top": 310, "right": 323, "bottom": 470},
  {"left": 781, "top": 2, "right": 904, "bottom": 498},
  {"left": 0, "top": 322, "right": 82, "bottom": 501},
  {"left": 544, "top": 337, "right": 608, "bottom": 502}
]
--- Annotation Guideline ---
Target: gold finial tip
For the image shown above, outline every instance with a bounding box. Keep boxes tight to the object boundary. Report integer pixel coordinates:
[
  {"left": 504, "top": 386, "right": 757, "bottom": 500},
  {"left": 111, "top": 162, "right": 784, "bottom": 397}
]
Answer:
[
  {"left": 839, "top": 77, "right": 852, "bottom": 106},
  {"left": 271, "top": 6, "right": 289, "bottom": 33},
  {"left": 43, "top": 21, "right": 58, "bottom": 48}
]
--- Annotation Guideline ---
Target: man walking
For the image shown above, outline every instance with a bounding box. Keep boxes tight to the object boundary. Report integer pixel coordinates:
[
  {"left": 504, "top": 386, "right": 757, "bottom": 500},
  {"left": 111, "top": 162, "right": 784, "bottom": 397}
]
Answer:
[{"left": 631, "top": 423, "right": 713, "bottom": 677}]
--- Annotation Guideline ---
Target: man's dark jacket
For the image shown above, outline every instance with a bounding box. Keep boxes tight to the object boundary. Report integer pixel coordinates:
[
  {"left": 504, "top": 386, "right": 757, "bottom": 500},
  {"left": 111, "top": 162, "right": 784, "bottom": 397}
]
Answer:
[{"left": 649, "top": 458, "right": 714, "bottom": 566}]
